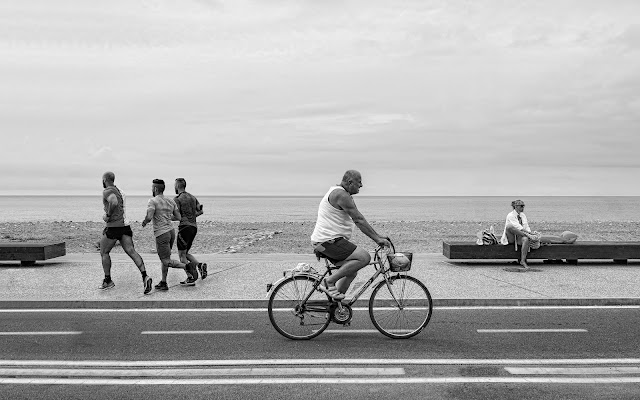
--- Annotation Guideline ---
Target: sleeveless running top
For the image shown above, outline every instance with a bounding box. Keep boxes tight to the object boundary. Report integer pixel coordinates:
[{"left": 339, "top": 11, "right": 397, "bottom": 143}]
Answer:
[
  {"left": 174, "top": 191, "right": 200, "bottom": 227},
  {"left": 310, "top": 186, "right": 355, "bottom": 243},
  {"left": 103, "top": 186, "right": 128, "bottom": 227}
]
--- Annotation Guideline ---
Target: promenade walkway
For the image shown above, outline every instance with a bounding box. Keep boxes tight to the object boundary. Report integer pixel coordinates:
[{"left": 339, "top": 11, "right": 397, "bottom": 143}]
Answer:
[{"left": 0, "top": 253, "right": 638, "bottom": 308}]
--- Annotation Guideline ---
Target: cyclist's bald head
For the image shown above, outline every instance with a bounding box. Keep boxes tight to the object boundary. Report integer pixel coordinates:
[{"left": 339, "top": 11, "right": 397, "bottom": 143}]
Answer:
[{"left": 341, "top": 170, "right": 361, "bottom": 185}]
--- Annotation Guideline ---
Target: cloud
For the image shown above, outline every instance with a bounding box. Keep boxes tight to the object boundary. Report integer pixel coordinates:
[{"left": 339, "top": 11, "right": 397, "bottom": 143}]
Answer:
[{"left": 90, "top": 146, "right": 115, "bottom": 161}]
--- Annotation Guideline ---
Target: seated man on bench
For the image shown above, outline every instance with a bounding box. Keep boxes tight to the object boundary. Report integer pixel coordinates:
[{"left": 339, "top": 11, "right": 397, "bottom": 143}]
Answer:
[{"left": 500, "top": 200, "right": 577, "bottom": 270}]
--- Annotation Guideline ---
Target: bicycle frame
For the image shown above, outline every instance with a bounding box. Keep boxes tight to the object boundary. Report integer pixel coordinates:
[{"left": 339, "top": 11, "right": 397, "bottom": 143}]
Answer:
[{"left": 307, "top": 246, "right": 396, "bottom": 307}]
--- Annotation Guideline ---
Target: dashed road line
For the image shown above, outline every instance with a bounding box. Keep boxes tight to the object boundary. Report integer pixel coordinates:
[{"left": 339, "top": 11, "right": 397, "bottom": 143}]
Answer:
[
  {"left": 477, "top": 329, "right": 588, "bottom": 333},
  {"left": 0, "top": 332, "right": 82, "bottom": 336},
  {"left": 141, "top": 330, "right": 253, "bottom": 335},
  {"left": 506, "top": 367, "right": 640, "bottom": 375}
]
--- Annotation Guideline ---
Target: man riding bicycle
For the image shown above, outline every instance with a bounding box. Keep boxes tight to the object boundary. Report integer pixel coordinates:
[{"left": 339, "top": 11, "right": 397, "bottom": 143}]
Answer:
[{"left": 311, "top": 170, "right": 391, "bottom": 300}]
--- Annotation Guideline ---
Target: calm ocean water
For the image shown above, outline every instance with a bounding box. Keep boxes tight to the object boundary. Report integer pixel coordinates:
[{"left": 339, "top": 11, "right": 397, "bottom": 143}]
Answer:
[{"left": 0, "top": 196, "right": 639, "bottom": 223}]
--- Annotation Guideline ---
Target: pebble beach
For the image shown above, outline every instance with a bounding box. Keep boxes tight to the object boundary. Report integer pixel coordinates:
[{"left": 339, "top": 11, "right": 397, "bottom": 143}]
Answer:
[{"left": 2, "top": 220, "right": 639, "bottom": 255}]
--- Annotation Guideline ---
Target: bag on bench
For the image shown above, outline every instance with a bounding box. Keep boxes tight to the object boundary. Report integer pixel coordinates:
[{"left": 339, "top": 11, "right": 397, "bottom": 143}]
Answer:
[{"left": 476, "top": 226, "right": 498, "bottom": 245}]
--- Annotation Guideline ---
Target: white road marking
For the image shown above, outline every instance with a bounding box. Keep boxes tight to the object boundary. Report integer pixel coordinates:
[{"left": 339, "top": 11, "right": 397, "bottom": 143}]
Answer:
[
  {"left": 507, "top": 367, "right": 640, "bottom": 375},
  {"left": 477, "top": 329, "right": 588, "bottom": 333},
  {"left": 0, "top": 305, "right": 637, "bottom": 313},
  {"left": 0, "top": 367, "right": 405, "bottom": 377},
  {"left": 1, "top": 359, "right": 639, "bottom": 367},
  {"left": 0, "top": 332, "right": 82, "bottom": 336},
  {"left": 0, "top": 309, "right": 270, "bottom": 313},
  {"left": 141, "top": 330, "right": 253, "bottom": 335},
  {"left": 1, "top": 377, "right": 640, "bottom": 385},
  {"left": 320, "top": 330, "right": 414, "bottom": 334}
]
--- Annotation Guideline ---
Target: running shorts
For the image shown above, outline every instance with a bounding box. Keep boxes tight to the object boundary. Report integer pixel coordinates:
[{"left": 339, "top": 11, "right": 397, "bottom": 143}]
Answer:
[
  {"left": 103, "top": 225, "right": 133, "bottom": 241},
  {"left": 155, "top": 229, "right": 175, "bottom": 260},
  {"left": 177, "top": 225, "right": 198, "bottom": 251}
]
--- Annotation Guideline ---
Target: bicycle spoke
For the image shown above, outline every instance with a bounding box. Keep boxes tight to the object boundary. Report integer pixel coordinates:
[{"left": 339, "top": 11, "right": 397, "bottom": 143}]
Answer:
[
  {"left": 369, "top": 275, "right": 432, "bottom": 339},
  {"left": 268, "top": 276, "right": 331, "bottom": 340}
]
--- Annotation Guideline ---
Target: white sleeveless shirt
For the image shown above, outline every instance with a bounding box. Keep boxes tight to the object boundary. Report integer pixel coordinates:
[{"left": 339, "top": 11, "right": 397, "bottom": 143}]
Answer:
[{"left": 310, "top": 186, "right": 355, "bottom": 243}]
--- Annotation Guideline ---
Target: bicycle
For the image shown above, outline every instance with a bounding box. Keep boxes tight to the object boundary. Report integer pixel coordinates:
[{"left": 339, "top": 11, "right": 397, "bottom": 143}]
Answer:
[{"left": 267, "top": 240, "right": 433, "bottom": 340}]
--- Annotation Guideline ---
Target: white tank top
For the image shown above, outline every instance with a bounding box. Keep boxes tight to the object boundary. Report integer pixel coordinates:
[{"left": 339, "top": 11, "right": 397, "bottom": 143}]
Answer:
[{"left": 310, "top": 186, "right": 355, "bottom": 243}]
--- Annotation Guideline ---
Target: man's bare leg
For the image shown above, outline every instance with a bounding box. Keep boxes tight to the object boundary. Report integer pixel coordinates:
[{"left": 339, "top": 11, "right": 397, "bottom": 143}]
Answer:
[
  {"left": 519, "top": 236, "right": 530, "bottom": 268},
  {"left": 325, "top": 247, "right": 371, "bottom": 294},
  {"left": 100, "top": 235, "right": 117, "bottom": 277},
  {"left": 506, "top": 226, "right": 530, "bottom": 269},
  {"left": 160, "top": 259, "right": 192, "bottom": 282},
  {"left": 540, "top": 235, "right": 577, "bottom": 244},
  {"left": 120, "top": 235, "right": 146, "bottom": 273}
]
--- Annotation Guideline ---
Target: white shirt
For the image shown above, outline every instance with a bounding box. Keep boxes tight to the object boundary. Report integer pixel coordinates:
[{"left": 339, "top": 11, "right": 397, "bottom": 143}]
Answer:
[
  {"left": 310, "top": 186, "right": 355, "bottom": 243},
  {"left": 500, "top": 210, "right": 531, "bottom": 245}
]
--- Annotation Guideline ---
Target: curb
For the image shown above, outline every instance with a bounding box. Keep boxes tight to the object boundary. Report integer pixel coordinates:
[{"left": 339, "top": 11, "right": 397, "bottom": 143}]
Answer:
[{"left": 1, "top": 298, "right": 639, "bottom": 309}]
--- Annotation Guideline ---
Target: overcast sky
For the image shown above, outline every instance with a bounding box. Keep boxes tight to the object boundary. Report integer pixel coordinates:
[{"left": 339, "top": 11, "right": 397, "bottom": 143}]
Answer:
[{"left": 1, "top": 0, "right": 638, "bottom": 196}]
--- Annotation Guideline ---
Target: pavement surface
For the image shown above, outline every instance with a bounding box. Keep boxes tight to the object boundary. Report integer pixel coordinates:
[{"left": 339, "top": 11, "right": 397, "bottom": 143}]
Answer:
[{"left": 0, "top": 252, "right": 638, "bottom": 308}]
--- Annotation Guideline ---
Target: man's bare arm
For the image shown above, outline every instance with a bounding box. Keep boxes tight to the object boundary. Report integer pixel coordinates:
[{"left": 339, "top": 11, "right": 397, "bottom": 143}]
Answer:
[
  {"left": 103, "top": 194, "right": 117, "bottom": 222},
  {"left": 196, "top": 200, "right": 203, "bottom": 217},
  {"left": 142, "top": 208, "right": 154, "bottom": 227},
  {"left": 335, "top": 191, "right": 390, "bottom": 247},
  {"left": 172, "top": 207, "right": 182, "bottom": 222}
]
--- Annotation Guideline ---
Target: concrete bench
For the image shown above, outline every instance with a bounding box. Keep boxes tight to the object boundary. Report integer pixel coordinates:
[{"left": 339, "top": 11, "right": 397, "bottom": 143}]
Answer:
[
  {"left": 0, "top": 242, "right": 66, "bottom": 266},
  {"left": 443, "top": 241, "right": 640, "bottom": 264}
]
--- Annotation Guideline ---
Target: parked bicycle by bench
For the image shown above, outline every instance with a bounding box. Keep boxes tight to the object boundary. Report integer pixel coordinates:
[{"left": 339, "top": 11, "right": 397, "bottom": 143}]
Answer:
[{"left": 267, "top": 240, "right": 433, "bottom": 340}]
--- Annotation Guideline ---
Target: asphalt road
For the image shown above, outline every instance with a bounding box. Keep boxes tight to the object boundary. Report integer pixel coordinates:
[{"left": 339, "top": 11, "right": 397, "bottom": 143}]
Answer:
[{"left": 0, "top": 306, "right": 639, "bottom": 399}]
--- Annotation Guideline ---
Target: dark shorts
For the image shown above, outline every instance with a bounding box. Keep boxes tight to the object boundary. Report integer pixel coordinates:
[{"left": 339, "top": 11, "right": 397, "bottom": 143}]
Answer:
[
  {"left": 103, "top": 226, "right": 133, "bottom": 241},
  {"left": 315, "top": 237, "right": 357, "bottom": 263},
  {"left": 177, "top": 226, "right": 197, "bottom": 251},
  {"left": 155, "top": 230, "right": 175, "bottom": 260}
]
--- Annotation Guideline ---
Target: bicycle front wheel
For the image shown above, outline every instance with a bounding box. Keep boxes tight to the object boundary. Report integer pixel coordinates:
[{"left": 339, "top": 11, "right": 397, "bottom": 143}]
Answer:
[
  {"left": 268, "top": 275, "right": 331, "bottom": 340},
  {"left": 369, "top": 275, "right": 432, "bottom": 339}
]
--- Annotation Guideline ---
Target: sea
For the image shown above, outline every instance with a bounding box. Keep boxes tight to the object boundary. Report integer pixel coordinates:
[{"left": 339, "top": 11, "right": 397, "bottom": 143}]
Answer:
[{"left": 0, "top": 196, "right": 639, "bottom": 223}]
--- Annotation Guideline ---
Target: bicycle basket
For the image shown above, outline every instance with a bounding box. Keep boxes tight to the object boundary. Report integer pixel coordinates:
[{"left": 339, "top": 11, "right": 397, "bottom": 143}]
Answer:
[{"left": 387, "top": 252, "right": 413, "bottom": 272}]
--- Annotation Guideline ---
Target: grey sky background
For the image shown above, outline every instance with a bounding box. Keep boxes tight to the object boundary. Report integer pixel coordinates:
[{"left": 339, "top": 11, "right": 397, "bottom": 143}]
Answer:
[{"left": 1, "top": 0, "right": 638, "bottom": 196}]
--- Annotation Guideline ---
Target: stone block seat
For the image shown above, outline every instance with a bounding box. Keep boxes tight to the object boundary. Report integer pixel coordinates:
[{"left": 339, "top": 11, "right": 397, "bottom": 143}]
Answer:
[
  {"left": 0, "top": 242, "right": 66, "bottom": 266},
  {"left": 443, "top": 241, "right": 640, "bottom": 265}
]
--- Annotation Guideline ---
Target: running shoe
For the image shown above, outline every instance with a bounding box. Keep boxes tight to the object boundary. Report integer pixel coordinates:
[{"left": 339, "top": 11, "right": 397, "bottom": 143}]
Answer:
[
  {"left": 154, "top": 281, "right": 169, "bottom": 291},
  {"left": 180, "top": 277, "right": 197, "bottom": 286},
  {"left": 143, "top": 276, "right": 153, "bottom": 295},
  {"left": 189, "top": 262, "right": 199, "bottom": 281},
  {"left": 198, "top": 263, "right": 208, "bottom": 280},
  {"left": 99, "top": 279, "right": 115, "bottom": 290}
]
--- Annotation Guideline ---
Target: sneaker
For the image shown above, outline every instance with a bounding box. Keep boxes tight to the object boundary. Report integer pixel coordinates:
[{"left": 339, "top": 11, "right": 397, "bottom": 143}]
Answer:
[
  {"left": 154, "top": 281, "right": 169, "bottom": 291},
  {"left": 143, "top": 276, "right": 153, "bottom": 295},
  {"left": 189, "top": 262, "right": 199, "bottom": 281},
  {"left": 99, "top": 279, "right": 115, "bottom": 290},
  {"left": 198, "top": 263, "right": 208, "bottom": 280},
  {"left": 180, "top": 277, "right": 197, "bottom": 286}
]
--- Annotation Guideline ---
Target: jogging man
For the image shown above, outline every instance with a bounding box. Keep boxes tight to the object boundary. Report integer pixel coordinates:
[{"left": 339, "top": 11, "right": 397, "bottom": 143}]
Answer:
[
  {"left": 174, "top": 178, "right": 207, "bottom": 281},
  {"left": 311, "top": 170, "right": 390, "bottom": 300},
  {"left": 99, "top": 171, "right": 153, "bottom": 294},
  {"left": 142, "top": 179, "right": 198, "bottom": 291}
]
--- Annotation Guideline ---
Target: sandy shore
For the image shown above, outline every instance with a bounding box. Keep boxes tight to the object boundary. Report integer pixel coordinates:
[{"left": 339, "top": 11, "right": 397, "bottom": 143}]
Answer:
[{"left": 2, "top": 220, "right": 639, "bottom": 254}]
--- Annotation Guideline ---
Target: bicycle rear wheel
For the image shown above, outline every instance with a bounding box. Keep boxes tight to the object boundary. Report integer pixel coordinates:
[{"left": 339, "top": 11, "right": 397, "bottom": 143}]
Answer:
[
  {"left": 369, "top": 275, "right": 432, "bottom": 339},
  {"left": 268, "top": 275, "right": 331, "bottom": 340}
]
